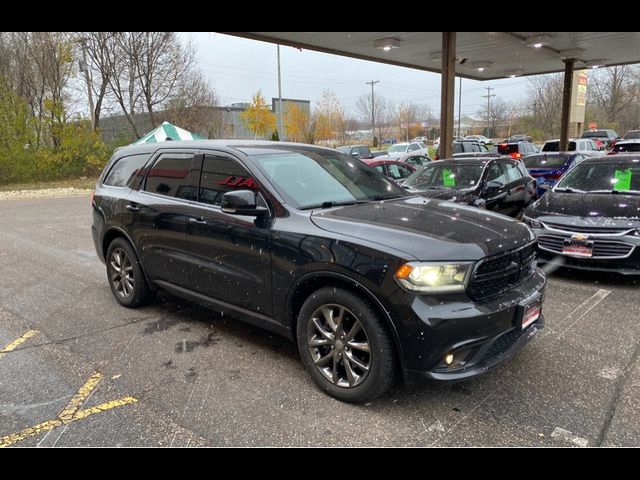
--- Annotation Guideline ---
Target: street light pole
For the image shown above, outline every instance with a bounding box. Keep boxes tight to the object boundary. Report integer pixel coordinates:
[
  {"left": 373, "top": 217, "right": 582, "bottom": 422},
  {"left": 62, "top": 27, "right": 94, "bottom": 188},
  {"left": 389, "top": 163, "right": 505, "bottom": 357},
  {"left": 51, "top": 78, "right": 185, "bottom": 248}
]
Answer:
[
  {"left": 366, "top": 80, "right": 379, "bottom": 144},
  {"left": 277, "top": 45, "right": 284, "bottom": 140}
]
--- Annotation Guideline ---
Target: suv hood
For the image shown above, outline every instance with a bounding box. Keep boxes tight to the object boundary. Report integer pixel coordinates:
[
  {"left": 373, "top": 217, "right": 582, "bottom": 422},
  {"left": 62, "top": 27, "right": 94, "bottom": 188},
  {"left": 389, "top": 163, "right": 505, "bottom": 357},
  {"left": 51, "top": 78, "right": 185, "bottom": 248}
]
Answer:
[{"left": 310, "top": 196, "right": 534, "bottom": 261}]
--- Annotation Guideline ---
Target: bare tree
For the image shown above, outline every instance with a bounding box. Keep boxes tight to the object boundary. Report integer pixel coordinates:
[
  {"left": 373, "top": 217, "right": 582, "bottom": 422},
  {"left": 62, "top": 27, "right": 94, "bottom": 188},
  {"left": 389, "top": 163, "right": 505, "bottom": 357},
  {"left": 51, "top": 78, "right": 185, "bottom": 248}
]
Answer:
[
  {"left": 356, "top": 93, "right": 394, "bottom": 144},
  {"left": 135, "top": 32, "right": 195, "bottom": 127},
  {"left": 587, "top": 65, "right": 640, "bottom": 130},
  {"left": 396, "top": 103, "right": 421, "bottom": 142},
  {"left": 527, "top": 73, "right": 564, "bottom": 139},
  {"left": 76, "top": 32, "right": 118, "bottom": 131},
  {"left": 166, "top": 69, "right": 220, "bottom": 137},
  {"left": 106, "top": 32, "right": 144, "bottom": 138}
]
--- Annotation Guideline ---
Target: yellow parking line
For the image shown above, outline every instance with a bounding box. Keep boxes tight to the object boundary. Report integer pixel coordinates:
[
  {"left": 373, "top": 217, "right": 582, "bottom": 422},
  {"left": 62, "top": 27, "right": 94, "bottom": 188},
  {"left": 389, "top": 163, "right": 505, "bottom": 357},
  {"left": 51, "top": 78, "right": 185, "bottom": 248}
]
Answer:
[
  {"left": 0, "top": 370, "right": 138, "bottom": 448},
  {"left": 0, "top": 330, "right": 38, "bottom": 360},
  {"left": 58, "top": 372, "right": 102, "bottom": 421},
  {"left": 0, "top": 396, "right": 138, "bottom": 448}
]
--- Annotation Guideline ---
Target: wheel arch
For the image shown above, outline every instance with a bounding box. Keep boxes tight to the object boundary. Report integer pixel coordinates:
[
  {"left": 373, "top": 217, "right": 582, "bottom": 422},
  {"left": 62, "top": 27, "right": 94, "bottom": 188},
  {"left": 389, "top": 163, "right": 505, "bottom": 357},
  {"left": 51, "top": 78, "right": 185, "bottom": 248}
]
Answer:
[{"left": 287, "top": 271, "right": 405, "bottom": 368}]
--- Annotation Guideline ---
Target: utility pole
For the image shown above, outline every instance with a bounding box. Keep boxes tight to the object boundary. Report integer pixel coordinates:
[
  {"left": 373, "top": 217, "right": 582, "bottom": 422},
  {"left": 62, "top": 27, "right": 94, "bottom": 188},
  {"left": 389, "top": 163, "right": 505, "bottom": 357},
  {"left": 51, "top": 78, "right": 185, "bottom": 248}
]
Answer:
[
  {"left": 277, "top": 45, "right": 284, "bottom": 140},
  {"left": 366, "top": 80, "right": 379, "bottom": 143},
  {"left": 482, "top": 86, "right": 495, "bottom": 137},
  {"left": 457, "top": 76, "right": 462, "bottom": 139},
  {"left": 78, "top": 39, "right": 96, "bottom": 131}
]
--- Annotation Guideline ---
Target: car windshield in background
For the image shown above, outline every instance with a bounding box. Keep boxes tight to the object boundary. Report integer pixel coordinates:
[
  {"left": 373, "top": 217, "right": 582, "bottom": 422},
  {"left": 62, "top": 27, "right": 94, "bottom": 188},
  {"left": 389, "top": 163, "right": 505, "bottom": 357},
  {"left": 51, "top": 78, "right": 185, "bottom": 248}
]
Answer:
[
  {"left": 542, "top": 141, "right": 576, "bottom": 152},
  {"left": 611, "top": 143, "right": 640, "bottom": 153},
  {"left": 404, "top": 163, "right": 485, "bottom": 191},
  {"left": 252, "top": 151, "right": 406, "bottom": 209},
  {"left": 582, "top": 130, "right": 608, "bottom": 138},
  {"left": 388, "top": 144, "right": 408, "bottom": 154},
  {"left": 624, "top": 131, "right": 640, "bottom": 140},
  {"left": 554, "top": 161, "right": 640, "bottom": 193},
  {"left": 524, "top": 155, "right": 569, "bottom": 168}
]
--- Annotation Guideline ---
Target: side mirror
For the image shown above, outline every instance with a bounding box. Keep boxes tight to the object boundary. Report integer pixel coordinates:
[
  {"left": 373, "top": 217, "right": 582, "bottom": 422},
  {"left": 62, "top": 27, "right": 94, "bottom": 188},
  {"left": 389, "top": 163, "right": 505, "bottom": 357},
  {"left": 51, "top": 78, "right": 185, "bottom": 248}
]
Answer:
[
  {"left": 485, "top": 180, "right": 505, "bottom": 191},
  {"left": 221, "top": 190, "right": 268, "bottom": 217},
  {"left": 351, "top": 151, "right": 360, "bottom": 158}
]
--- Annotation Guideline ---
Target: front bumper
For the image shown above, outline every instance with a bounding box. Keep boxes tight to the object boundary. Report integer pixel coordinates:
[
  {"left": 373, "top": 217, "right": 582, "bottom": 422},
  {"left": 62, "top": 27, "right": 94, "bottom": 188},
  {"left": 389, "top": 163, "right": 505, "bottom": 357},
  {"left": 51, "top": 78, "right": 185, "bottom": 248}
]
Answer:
[
  {"left": 389, "top": 268, "right": 546, "bottom": 384},
  {"left": 531, "top": 226, "right": 640, "bottom": 275}
]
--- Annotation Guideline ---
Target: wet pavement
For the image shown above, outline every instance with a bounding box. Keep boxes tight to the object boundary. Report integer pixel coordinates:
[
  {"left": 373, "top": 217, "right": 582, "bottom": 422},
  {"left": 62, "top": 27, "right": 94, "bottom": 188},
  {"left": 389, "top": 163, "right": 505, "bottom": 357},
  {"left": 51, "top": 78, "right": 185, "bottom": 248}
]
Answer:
[{"left": 0, "top": 195, "right": 638, "bottom": 446}]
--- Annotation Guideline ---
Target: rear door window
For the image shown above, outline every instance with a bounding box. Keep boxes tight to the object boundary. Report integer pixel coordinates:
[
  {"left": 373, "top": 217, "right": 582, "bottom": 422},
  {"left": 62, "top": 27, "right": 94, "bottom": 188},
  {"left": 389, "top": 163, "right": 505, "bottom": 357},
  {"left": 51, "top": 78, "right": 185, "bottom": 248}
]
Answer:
[
  {"left": 103, "top": 154, "right": 151, "bottom": 187},
  {"left": 143, "top": 153, "right": 197, "bottom": 200}
]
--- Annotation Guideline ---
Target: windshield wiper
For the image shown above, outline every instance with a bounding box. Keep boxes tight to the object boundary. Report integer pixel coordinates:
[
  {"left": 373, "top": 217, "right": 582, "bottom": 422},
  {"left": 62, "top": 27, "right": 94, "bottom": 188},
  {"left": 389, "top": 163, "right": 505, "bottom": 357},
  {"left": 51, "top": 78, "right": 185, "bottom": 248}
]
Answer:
[
  {"left": 300, "top": 200, "right": 370, "bottom": 210},
  {"left": 370, "top": 194, "right": 404, "bottom": 200},
  {"left": 554, "top": 187, "right": 585, "bottom": 193},
  {"left": 588, "top": 189, "right": 640, "bottom": 195}
]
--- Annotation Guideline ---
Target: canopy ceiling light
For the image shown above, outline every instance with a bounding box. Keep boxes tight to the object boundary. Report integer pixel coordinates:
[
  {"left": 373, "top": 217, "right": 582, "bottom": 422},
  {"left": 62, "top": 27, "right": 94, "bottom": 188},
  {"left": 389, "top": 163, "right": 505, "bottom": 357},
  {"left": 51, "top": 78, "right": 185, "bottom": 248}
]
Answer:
[
  {"left": 373, "top": 38, "right": 400, "bottom": 51},
  {"left": 469, "top": 61, "right": 493, "bottom": 72},
  {"left": 525, "top": 34, "right": 551, "bottom": 48},
  {"left": 585, "top": 58, "right": 606, "bottom": 69},
  {"left": 504, "top": 69, "right": 523, "bottom": 78}
]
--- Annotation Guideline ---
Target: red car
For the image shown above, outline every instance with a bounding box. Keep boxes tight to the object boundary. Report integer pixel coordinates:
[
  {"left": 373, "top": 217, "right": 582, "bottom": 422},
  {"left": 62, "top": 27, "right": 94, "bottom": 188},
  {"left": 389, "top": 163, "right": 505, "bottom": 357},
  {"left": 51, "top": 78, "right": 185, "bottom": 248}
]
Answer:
[{"left": 362, "top": 159, "right": 416, "bottom": 183}]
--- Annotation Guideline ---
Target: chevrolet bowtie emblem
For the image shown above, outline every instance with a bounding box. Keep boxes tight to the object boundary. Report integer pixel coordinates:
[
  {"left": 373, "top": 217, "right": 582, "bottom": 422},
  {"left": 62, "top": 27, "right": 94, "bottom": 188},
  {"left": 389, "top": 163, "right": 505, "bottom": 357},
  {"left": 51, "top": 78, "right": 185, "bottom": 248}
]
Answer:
[{"left": 571, "top": 233, "right": 589, "bottom": 241}]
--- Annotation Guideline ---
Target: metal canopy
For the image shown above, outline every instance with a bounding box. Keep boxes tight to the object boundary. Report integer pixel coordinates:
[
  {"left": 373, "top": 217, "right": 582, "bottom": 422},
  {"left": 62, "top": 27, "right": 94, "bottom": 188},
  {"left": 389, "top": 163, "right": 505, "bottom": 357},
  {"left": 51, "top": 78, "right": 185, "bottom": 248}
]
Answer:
[{"left": 221, "top": 32, "right": 640, "bottom": 81}]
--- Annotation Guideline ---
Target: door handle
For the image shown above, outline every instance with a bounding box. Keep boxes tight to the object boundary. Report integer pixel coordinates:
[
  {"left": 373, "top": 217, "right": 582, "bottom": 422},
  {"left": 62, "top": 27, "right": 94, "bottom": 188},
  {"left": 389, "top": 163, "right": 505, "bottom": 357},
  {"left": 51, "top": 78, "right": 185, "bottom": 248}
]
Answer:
[
  {"left": 125, "top": 204, "right": 139, "bottom": 212},
  {"left": 189, "top": 217, "right": 207, "bottom": 224}
]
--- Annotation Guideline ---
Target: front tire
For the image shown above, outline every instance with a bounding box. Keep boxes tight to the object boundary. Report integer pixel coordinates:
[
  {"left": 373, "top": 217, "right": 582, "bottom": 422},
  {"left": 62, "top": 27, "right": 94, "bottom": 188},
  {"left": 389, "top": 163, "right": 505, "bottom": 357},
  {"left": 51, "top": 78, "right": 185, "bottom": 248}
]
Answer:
[
  {"left": 297, "top": 287, "right": 396, "bottom": 403},
  {"left": 106, "top": 237, "right": 151, "bottom": 308}
]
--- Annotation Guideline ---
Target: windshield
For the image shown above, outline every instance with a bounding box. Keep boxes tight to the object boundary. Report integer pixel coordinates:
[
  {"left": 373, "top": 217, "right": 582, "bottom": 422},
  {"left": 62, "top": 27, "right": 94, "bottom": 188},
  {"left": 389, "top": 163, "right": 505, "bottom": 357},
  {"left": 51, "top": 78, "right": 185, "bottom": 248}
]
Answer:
[
  {"left": 542, "top": 141, "right": 577, "bottom": 152},
  {"left": 555, "top": 161, "right": 640, "bottom": 193},
  {"left": 388, "top": 144, "right": 409, "bottom": 154},
  {"left": 524, "top": 154, "right": 570, "bottom": 168},
  {"left": 582, "top": 130, "right": 607, "bottom": 138},
  {"left": 404, "top": 163, "right": 485, "bottom": 191},
  {"left": 251, "top": 150, "right": 407, "bottom": 209},
  {"left": 624, "top": 131, "right": 640, "bottom": 140},
  {"left": 611, "top": 143, "right": 640, "bottom": 153}
]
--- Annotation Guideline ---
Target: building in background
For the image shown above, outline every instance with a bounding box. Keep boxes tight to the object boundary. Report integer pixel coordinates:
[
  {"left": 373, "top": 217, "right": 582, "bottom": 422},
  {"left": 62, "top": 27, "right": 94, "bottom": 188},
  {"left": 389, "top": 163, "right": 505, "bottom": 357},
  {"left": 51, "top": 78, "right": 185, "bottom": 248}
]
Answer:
[{"left": 99, "top": 98, "right": 310, "bottom": 144}]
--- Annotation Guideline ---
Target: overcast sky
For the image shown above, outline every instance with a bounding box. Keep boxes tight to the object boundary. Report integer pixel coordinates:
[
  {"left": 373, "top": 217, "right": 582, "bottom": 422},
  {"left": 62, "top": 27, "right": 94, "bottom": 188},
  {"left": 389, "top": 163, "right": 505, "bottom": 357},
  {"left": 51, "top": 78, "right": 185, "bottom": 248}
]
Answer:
[{"left": 184, "top": 32, "right": 533, "bottom": 120}]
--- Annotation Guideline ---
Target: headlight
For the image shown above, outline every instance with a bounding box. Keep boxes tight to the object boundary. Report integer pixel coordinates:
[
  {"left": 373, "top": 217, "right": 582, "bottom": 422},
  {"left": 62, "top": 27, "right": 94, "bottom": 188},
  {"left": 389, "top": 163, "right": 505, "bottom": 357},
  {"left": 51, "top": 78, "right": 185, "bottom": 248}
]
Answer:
[
  {"left": 523, "top": 215, "right": 542, "bottom": 228},
  {"left": 394, "top": 262, "right": 473, "bottom": 293}
]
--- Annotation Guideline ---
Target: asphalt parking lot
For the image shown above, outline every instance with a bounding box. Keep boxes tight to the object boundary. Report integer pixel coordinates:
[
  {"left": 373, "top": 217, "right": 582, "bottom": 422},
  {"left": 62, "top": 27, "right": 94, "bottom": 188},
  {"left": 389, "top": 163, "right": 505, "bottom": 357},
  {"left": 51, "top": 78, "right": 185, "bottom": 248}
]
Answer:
[{"left": 1, "top": 194, "right": 638, "bottom": 447}]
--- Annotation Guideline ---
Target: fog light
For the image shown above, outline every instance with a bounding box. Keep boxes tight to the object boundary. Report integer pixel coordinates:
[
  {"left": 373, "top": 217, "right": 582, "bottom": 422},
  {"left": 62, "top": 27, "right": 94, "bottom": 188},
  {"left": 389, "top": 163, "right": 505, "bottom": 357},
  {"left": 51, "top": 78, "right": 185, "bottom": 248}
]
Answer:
[{"left": 444, "top": 353, "right": 454, "bottom": 365}]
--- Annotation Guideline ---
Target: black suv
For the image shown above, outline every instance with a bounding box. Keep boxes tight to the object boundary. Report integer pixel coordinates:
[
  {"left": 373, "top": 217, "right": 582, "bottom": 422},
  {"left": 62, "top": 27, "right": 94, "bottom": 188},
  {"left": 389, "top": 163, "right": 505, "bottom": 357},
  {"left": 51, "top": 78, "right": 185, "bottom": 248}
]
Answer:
[
  {"left": 92, "top": 141, "right": 546, "bottom": 403},
  {"left": 494, "top": 141, "right": 540, "bottom": 159}
]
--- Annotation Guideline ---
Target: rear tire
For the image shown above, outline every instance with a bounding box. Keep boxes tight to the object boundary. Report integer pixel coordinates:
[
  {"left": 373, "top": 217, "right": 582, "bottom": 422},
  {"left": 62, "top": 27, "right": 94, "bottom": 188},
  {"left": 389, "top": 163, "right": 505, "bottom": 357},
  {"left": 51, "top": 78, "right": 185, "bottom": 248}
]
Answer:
[
  {"left": 106, "top": 237, "right": 151, "bottom": 308},
  {"left": 297, "top": 287, "right": 396, "bottom": 403}
]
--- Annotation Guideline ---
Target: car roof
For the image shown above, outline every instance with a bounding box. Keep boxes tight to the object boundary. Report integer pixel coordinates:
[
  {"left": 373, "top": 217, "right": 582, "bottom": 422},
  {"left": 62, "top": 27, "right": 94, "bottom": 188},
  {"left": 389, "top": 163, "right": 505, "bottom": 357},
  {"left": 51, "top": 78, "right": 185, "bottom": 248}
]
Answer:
[
  {"left": 614, "top": 139, "right": 640, "bottom": 144},
  {"left": 112, "top": 139, "right": 341, "bottom": 158},
  {"left": 362, "top": 158, "right": 408, "bottom": 166},
  {"left": 432, "top": 157, "right": 494, "bottom": 165}
]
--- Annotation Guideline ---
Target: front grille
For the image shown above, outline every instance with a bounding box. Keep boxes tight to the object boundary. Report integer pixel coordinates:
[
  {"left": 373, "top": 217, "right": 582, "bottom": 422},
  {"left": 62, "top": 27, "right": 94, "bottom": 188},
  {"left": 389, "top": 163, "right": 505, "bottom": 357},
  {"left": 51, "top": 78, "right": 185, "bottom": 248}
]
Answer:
[
  {"left": 538, "top": 235, "right": 634, "bottom": 258},
  {"left": 542, "top": 221, "right": 633, "bottom": 235},
  {"left": 486, "top": 328, "right": 523, "bottom": 359},
  {"left": 468, "top": 243, "right": 536, "bottom": 300}
]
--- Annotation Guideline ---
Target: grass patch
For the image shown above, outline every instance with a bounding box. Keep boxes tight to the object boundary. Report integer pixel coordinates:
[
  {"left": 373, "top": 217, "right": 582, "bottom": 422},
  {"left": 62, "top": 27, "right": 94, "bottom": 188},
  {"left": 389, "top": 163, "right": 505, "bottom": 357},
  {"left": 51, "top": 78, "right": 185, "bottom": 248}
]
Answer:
[{"left": 0, "top": 176, "right": 98, "bottom": 192}]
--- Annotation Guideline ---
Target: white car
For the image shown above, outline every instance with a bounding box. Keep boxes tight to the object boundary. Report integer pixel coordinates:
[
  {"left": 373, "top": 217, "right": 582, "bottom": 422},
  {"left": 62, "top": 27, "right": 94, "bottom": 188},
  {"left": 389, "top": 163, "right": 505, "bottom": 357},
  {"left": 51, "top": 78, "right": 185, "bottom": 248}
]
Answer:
[
  {"left": 386, "top": 141, "right": 428, "bottom": 157},
  {"left": 464, "top": 135, "right": 492, "bottom": 145}
]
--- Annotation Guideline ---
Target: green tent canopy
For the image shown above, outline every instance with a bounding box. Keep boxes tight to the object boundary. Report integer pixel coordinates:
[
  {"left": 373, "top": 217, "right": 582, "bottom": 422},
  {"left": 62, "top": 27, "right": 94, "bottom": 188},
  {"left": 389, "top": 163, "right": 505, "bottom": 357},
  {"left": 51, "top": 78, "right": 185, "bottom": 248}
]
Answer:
[{"left": 133, "top": 121, "right": 204, "bottom": 144}]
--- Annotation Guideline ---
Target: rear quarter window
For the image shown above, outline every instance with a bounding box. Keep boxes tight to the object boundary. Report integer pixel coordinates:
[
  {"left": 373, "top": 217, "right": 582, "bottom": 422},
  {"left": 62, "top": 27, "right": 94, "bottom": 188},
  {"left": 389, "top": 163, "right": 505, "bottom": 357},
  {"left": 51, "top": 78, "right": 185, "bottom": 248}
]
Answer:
[{"left": 103, "top": 154, "right": 151, "bottom": 187}]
